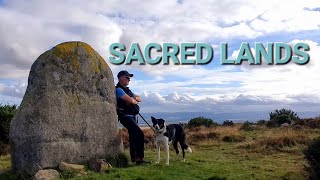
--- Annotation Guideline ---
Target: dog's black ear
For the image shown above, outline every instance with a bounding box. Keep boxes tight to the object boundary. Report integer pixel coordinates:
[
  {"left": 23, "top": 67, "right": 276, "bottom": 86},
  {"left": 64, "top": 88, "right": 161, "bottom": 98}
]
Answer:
[
  {"left": 159, "top": 119, "right": 165, "bottom": 124},
  {"left": 151, "top": 116, "right": 157, "bottom": 124}
]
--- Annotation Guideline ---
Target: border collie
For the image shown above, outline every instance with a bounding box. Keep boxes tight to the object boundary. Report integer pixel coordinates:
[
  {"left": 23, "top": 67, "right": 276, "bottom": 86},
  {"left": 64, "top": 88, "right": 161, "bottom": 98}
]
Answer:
[{"left": 151, "top": 116, "right": 192, "bottom": 165}]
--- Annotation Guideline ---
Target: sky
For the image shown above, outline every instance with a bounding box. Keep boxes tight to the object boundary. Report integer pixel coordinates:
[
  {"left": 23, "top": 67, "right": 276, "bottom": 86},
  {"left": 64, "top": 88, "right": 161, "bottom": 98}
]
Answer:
[{"left": 0, "top": 0, "right": 320, "bottom": 119}]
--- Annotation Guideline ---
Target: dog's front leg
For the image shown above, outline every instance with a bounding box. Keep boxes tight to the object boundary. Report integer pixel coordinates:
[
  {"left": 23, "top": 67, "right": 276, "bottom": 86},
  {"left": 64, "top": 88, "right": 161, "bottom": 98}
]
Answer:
[
  {"left": 164, "top": 138, "right": 170, "bottom": 165},
  {"left": 156, "top": 141, "right": 160, "bottom": 164}
]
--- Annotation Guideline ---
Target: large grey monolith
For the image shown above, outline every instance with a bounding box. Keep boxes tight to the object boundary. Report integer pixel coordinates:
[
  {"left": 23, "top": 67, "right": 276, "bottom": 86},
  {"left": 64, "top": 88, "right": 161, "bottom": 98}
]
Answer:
[{"left": 9, "top": 41, "right": 122, "bottom": 175}]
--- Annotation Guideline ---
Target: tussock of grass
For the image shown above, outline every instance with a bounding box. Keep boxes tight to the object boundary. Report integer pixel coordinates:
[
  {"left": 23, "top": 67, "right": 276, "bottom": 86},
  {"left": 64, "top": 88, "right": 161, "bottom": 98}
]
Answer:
[
  {"left": 305, "top": 118, "right": 320, "bottom": 129},
  {"left": 186, "top": 125, "right": 246, "bottom": 143},
  {"left": 142, "top": 129, "right": 155, "bottom": 149},
  {"left": 214, "top": 125, "right": 241, "bottom": 135},
  {"left": 240, "top": 128, "right": 311, "bottom": 153},
  {"left": 260, "top": 129, "right": 310, "bottom": 146},
  {"left": 189, "top": 131, "right": 220, "bottom": 143},
  {"left": 216, "top": 126, "right": 246, "bottom": 142},
  {"left": 222, "top": 135, "right": 246, "bottom": 142},
  {"left": 187, "top": 127, "right": 220, "bottom": 144}
]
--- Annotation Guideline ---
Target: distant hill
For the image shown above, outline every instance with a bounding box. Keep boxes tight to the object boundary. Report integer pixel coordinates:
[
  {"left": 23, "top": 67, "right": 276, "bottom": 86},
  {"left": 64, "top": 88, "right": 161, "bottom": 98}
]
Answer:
[{"left": 138, "top": 111, "right": 319, "bottom": 126}]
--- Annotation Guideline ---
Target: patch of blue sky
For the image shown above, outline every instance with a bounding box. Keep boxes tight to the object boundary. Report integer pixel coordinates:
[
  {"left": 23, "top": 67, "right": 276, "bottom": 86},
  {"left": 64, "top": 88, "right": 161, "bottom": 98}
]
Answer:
[
  {"left": 177, "top": 0, "right": 184, "bottom": 4},
  {"left": 216, "top": 20, "right": 241, "bottom": 28},
  {"left": 253, "top": 30, "right": 320, "bottom": 44},
  {"left": 0, "top": 95, "right": 21, "bottom": 105},
  {"left": 100, "top": 12, "right": 159, "bottom": 25},
  {"left": 215, "top": 11, "right": 265, "bottom": 29},
  {"left": 0, "top": 79, "right": 20, "bottom": 85},
  {"left": 304, "top": 7, "right": 320, "bottom": 12},
  {"left": 128, "top": 69, "right": 151, "bottom": 79},
  {"left": 181, "top": 81, "right": 243, "bottom": 88},
  {"left": 157, "top": 76, "right": 191, "bottom": 83}
]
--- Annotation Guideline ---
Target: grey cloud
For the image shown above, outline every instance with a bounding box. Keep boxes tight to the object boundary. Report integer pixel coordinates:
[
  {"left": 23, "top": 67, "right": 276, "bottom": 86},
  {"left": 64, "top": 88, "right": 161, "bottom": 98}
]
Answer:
[
  {"left": 139, "top": 91, "right": 320, "bottom": 114},
  {"left": 0, "top": 82, "right": 27, "bottom": 98},
  {"left": 0, "top": 2, "right": 122, "bottom": 80}
]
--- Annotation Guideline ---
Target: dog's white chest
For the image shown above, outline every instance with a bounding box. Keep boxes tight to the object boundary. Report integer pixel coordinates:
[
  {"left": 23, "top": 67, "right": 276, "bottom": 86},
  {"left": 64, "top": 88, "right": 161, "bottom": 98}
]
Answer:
[{"left": 155, "top": 134, "right": 169, "bottom": 143}]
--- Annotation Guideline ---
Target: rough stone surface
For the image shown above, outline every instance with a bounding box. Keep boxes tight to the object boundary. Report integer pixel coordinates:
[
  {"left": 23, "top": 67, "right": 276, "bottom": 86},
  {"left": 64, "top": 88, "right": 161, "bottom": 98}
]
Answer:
[
  {"left": 33, "top": 169, "right": 60, "bottom": 180},
  {"left": 10, "top": 41, "right": 122, "bottom": 175}
]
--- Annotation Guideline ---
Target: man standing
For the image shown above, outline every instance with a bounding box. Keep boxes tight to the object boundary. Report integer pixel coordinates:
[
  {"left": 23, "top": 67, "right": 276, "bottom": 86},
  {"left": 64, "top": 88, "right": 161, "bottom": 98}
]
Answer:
[{"left": 116, "top": 70, "right": 148, "bottom": 165}]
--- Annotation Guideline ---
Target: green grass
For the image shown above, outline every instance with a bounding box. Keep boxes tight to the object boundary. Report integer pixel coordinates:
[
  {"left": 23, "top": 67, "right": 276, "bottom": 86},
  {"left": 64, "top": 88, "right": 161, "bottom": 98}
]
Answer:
[
  {"left": 67, "top": 142, "right": 307, "bottom": 180},
  {"left": 0, "top": 155, "right": 19, "bottom": 180},
  {"left": 0, "top": 126, "right": 315, "bottom": 180}
]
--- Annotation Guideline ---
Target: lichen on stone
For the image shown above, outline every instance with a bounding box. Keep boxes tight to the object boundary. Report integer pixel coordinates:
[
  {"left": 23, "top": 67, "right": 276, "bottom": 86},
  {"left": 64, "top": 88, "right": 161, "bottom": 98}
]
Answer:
[
  {"left": 72, "top": 57, "right": 80, "bottom": 82},
  {"left": 91, "top": 58, "right": 101, "bottom": 74},
  {"left": 52, "top": 42, "right": 77, "bottom": 58},
  {"left": 75, "top": 94, "right": 81, "bottom": 105}
]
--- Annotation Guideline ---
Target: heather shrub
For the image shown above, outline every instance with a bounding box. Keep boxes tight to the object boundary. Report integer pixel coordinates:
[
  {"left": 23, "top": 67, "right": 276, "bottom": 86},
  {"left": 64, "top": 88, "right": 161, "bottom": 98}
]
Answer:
[
  {"left": 0, "top": 104, "right": 17, "bottom": 144},
  {"left": 240, "top": 121, "right": 254, "bottom": 131},
  {"left": 304, "top": 138, "right": 320, "bottom": 179},
  {"left": 293, "top": 119, "right": 306, "bottom": 126},
  {"left": 142, "top": 128, "right": 155, "bottom": 149},
  {"left": 222, "top": 135, "right": 245, "bottom": 142},
  {"left": 186, "top": 116, "right": 218, "bottom": 128},
  {"left": 256, "top": 119, "right": 267, "bottom": 126},
  {"left": 243, "top": 129, "right": 309, "bottom": 152},
  {"left": 306, "top": 118, "right": 320, "bottom": 129},
  {"left": 267, "top": 108, "right": 299, "bottom": 127},
  {"left": 222, "top": 120, "right": 234, "bottom": 126}
]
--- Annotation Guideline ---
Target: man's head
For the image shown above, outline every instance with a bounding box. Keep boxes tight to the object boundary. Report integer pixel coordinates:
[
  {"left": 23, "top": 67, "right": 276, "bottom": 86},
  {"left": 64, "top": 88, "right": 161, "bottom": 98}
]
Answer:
[{"left": 117, "top": 70, "right": 133, "bottom": 86}]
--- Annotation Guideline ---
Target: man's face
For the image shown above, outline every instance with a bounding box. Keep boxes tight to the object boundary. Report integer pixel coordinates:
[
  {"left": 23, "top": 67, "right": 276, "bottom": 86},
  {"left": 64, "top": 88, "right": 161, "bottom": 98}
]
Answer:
[{"left": 119, "top": 75, "right": 131, "bottom": 86}]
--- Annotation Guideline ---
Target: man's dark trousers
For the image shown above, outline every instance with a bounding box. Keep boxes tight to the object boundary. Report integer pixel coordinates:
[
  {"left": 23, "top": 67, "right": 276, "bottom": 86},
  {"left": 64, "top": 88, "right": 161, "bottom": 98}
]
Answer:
[{"left": 119, "top": 115, "right": 144, "bottom": 162}]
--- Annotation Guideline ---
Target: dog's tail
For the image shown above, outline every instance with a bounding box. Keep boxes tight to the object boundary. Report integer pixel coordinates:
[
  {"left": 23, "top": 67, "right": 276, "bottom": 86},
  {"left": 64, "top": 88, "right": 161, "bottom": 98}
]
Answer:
[
  {"left": 181, "top": 134, "right": 192, "bottom": 153},
  {"left": 181, "top": 143, "right": 192, "bottom": 153},
  {"left": 186, "top": 146, "right": 192, "bottom": 153}
]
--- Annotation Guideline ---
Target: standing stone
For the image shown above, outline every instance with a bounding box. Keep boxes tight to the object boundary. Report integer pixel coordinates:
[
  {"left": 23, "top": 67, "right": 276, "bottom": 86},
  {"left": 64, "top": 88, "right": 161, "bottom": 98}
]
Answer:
[{"left": 10, "top": 41, "right": 122, "bottom": 175}]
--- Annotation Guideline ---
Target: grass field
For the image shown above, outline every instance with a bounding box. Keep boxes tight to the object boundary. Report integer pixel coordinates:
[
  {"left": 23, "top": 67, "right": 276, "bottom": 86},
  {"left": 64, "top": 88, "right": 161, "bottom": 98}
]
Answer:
[{"left": 0, "top": 124, "right": 319, "bottom": 180}]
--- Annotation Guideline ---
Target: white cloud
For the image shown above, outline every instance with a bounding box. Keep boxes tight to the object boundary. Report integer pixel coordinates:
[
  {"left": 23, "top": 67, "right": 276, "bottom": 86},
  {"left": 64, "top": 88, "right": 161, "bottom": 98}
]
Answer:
[
  {"left": 250, "top": 1, "right": 320, "bottom": 33},
  {"left": 138, "top": 90, "right": 320, "bottom": 113},
  {"left": 0, "top": 81, "right": 27, "bottom": 98},
  {"left": 0, "top": 1, "right": 123, "bottom": 79}
]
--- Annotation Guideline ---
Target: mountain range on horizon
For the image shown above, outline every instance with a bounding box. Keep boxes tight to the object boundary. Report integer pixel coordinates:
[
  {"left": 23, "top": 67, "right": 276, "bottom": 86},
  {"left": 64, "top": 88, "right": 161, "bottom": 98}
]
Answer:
[{"left": 138, "top": 111, "right": 320, "bottom": 125}]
